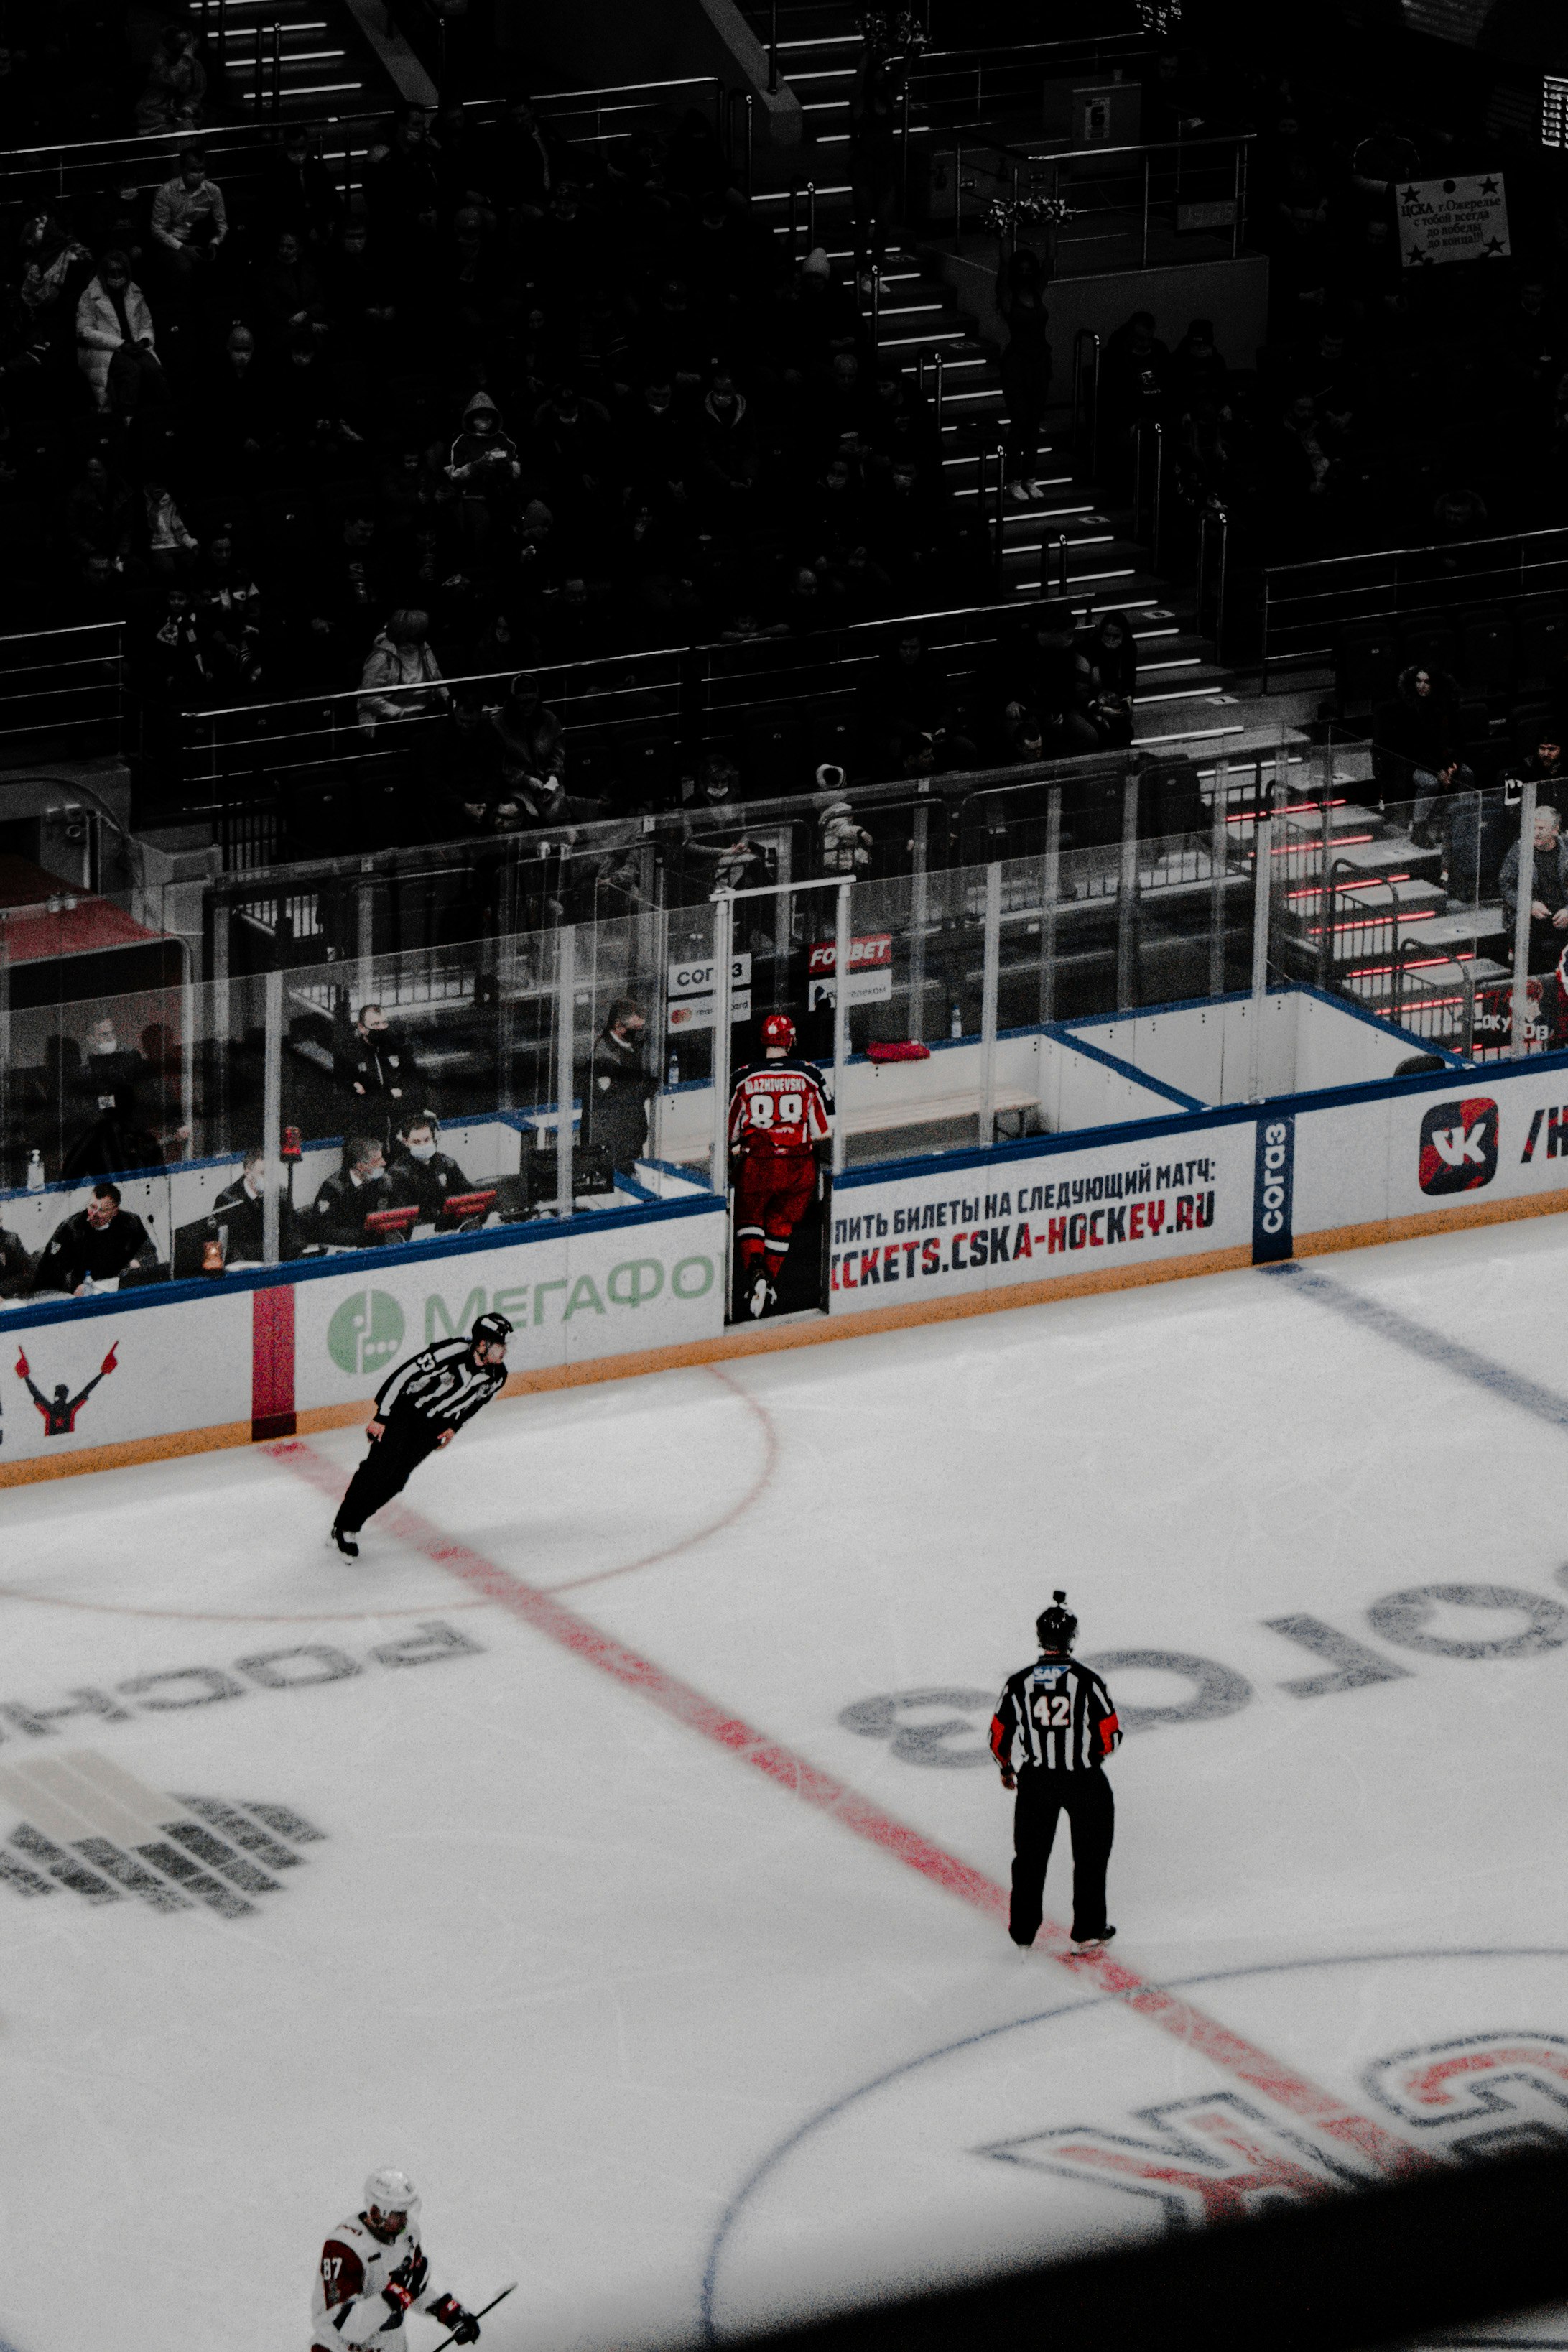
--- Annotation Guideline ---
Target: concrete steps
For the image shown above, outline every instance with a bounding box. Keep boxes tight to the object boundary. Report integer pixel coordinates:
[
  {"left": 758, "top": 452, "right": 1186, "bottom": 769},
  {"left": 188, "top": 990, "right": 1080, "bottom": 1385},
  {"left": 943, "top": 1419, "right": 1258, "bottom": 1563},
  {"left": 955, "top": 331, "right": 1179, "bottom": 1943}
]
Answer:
[
  {"left": 756, "top": 188, "right": 1255, "bottom": 760},
  {"left": 205, "top": 0, "right": 375, "bottom": 112}
]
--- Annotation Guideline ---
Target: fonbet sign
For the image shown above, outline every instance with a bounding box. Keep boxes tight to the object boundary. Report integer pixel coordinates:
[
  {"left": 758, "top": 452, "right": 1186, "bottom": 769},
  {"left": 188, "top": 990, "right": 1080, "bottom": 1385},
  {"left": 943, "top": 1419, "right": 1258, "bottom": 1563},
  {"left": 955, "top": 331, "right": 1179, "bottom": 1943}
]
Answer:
[{"left": 298, "top": 1206, "right": 725, "bottom": 1409}]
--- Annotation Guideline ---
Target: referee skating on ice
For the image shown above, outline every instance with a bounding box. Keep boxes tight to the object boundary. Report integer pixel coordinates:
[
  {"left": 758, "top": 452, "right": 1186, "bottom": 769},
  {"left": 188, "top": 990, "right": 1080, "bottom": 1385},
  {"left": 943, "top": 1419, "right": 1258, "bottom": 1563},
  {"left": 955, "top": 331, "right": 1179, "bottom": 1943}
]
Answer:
[
  {"left": 330, "top": 1313, "right": 512, "bottom": 1557},
  {"left": 991, "top": 1591, "right": 1121, "bottom": 1949}
]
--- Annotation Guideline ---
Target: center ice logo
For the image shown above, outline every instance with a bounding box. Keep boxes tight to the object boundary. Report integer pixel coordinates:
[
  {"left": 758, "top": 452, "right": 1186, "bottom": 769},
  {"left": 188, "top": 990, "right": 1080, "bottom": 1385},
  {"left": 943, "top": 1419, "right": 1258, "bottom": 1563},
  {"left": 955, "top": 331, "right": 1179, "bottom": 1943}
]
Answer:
[
  {"left": 1418, "top": 1098, "right": 1498, "bottom": 1195},
  {"left": 327, "top": 1288, "right": 405, "bottom": 1377},
  {"left": 978, "top": 2032, "right": 1568, "bottom": 2223},
  {"left": 0, "top": 1751, "right": 325, "bottom": 1920}
]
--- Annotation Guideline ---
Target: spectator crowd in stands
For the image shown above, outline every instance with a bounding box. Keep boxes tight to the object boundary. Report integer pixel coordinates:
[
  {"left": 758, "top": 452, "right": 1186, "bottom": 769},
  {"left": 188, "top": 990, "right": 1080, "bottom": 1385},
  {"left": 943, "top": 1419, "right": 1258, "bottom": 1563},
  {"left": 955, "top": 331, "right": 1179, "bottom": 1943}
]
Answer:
[
  {"left": 1205, "top": 73, "right": 1568, "bottom": 562},
  {"left": 2, "top": 11, "right": 1567, "bottom": 844},
  {"left": 0, "top": 77, "right": 1022, "bottom": 789}
]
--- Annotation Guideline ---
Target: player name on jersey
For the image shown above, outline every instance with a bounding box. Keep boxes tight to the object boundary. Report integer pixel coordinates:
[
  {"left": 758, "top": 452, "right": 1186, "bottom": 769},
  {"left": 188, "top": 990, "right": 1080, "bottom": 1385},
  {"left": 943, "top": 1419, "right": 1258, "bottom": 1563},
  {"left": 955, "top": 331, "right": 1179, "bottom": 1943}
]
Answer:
[{"left": 728, "top": 1060, "right": 833, "bottom": 1155}]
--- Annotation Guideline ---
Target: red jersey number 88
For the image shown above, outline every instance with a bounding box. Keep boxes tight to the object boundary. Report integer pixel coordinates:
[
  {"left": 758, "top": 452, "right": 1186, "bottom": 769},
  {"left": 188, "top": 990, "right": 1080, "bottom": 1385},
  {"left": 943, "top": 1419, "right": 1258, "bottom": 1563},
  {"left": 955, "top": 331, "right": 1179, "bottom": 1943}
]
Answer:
[{"left": 748, "top": 1093, "right": 804, "bottom": 1129}]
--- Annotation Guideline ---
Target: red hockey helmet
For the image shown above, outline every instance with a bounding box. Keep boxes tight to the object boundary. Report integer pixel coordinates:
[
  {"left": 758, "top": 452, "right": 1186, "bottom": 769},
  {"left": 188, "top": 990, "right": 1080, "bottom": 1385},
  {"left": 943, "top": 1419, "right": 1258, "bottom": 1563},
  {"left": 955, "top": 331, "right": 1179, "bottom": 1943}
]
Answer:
[{"left": 762, "top": 1012, "right": 796, "bottom": 1052}]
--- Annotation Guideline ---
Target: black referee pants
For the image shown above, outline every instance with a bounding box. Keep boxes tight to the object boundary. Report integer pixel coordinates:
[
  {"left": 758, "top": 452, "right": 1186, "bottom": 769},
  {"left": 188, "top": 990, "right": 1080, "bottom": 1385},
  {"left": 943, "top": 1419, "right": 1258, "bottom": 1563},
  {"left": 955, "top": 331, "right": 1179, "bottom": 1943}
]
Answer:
[
  {"left": 335, "top": 1408, "right": 442, "bottom": 1534},
  {"left": 1010, "top": 1767, "right": 1114, "bottom": 1945}
]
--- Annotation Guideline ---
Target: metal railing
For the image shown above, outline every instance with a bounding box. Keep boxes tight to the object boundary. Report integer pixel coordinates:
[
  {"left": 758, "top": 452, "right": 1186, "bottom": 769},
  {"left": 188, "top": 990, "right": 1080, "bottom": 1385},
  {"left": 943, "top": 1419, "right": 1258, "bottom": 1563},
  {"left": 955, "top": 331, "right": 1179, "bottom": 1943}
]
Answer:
[
  {"left": 0, "top": 801, "right": 1269, "bottom": 1211},
  {"left": 1132, "top": 419, "right": 1165, "bottom": 574},
  {"left": 0, "top": 622, "right": 126, "bottom": 764},
  {"left": 170, "top": 599, "right": 1067, "bottom": 815},
  {"left": 906, "top": 32, "right": 1155, "bottom": 129},
  {"left": 46, "top": 736, "right": 1554, "bottom": 1216},
  {"left": 1070, "top": 328, "right": 1100, "bottom": 478},
  {"left": 928, "top": 128, "right": 1253, "bottom": 274},
  {"left": 1262, "top": 525, "right": 1568, "bottom": 680},
  {"left": 726, "top": 87, "right": 756, "bottom": 197},
  {"left": 1196, "top": 501, "right": 1231, "bottom": 665},
  {"left": 0, "top": 75, "right": 728, "bottom": 213}
]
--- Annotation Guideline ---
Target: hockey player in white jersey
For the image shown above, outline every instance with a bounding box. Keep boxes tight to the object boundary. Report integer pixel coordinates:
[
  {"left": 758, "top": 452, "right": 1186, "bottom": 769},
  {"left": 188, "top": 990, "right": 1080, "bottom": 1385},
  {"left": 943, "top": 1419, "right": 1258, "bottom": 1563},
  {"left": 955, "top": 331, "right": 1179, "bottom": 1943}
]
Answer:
[{"left": 312, "top": 2169, "right": 481, "bottom": 2351}]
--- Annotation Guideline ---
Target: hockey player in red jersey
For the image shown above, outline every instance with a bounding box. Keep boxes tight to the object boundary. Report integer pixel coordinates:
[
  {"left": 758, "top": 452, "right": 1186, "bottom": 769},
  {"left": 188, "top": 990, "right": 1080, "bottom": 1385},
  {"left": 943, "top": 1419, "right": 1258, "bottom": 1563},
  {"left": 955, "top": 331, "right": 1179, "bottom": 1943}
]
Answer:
[
  {"left": 312, "top": 2168, "right": 481, "bottom": 2352},
  {"left": 727, "top": 1011, "right": 832, "bottom": 1319}
]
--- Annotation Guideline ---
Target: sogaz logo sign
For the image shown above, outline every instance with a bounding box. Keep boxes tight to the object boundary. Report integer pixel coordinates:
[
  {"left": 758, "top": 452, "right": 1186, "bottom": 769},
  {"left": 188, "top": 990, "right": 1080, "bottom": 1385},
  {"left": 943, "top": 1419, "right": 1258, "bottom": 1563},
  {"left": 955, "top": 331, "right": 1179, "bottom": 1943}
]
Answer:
[
  {"left": 327, "top": 1290, "right": 405, "bottom": 1376},
  {"left": 1252, "top": 1115, "right": 1294, "bottom": 1264}
]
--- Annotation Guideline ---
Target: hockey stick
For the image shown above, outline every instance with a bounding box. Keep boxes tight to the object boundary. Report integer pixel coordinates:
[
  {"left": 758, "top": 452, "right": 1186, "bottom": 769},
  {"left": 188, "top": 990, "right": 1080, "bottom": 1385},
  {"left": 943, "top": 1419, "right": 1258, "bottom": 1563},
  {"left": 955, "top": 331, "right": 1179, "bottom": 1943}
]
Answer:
[{"left": 430, "top": 2282, "right": 518, "bottom": 2352}]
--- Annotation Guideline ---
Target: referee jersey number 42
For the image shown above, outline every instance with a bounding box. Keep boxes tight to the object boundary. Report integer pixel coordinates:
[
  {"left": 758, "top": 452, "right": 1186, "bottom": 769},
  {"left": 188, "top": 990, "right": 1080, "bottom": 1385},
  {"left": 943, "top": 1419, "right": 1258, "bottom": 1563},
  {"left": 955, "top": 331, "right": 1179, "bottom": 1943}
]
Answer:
[{"left": 991, "top": 1658, "right": 1121, "bottom": 1774}]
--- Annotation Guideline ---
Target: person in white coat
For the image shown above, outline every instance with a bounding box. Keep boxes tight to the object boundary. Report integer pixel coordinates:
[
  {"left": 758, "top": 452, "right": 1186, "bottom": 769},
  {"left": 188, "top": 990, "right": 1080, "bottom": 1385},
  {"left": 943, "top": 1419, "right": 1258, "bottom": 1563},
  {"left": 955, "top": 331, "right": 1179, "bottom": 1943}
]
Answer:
[{"left": 75, "top": 251, "right": 155, "bottom": 411}]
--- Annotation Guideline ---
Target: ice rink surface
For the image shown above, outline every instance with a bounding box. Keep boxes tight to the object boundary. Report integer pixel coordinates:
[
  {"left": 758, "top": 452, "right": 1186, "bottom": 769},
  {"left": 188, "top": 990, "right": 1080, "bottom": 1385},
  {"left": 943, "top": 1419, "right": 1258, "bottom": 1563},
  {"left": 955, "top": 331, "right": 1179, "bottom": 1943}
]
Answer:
[{"left": 4, "top": 1215, "right": 1568, "bottom": 2352}]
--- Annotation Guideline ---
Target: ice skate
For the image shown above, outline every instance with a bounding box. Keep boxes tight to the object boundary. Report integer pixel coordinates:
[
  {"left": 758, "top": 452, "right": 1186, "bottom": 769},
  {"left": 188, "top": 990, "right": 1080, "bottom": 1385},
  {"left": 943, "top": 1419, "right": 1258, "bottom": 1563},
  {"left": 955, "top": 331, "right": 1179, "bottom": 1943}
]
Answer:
[
  {"left": 747, "top": 1272, "right": 771, "bottom": 1319},
  {"left": 328, "top": 1522, "right": 359, "bottom": 1560},
  {"left": 1070, "top": 1926, "right": 1116, "bottom": 1948}
]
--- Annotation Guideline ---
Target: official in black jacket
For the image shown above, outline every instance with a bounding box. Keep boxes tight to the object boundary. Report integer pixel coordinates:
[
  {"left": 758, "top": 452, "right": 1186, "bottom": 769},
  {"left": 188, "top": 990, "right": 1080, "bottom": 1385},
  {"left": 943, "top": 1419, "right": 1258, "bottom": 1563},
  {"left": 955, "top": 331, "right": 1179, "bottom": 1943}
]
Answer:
[
  {"left": 208, "top": 1149, "right": 297, "bottom": 1264},
  {"left": 990, "top": 1591, "right": 1121, "bottom": 1950},
  {"left": 330, "top": 1312, "right": 512, "bottom": 1555},
  {"left": 387, "top": 1113, "right": 477, "bottom": 1228},
  {"left": 310, "top": 1138, "right": 395, "bottom": 1249},
  {"left": 32, "top": 1182, "right": 158, "bottom": 1295},
  {"left": 338, "top": 1003, "right": 419, "bottom": 1138},
  {"left": 60, "top": 1085, "right": 167, "bottom": 1180},
  {"left": 581, "top": 999, "right": 657, "bottom": 1177},
  {"left": 0, "top": 1224, "right": 35, "bottom": 1298}
]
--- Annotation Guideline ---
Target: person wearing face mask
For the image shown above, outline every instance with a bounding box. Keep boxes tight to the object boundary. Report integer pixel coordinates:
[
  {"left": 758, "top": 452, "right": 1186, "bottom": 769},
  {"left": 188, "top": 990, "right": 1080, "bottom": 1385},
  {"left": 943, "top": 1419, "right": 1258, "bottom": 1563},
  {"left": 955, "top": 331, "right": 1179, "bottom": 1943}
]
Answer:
[
  {"left": 339, "top": 1004, "right": 420, "bottom": 1137},
  {"left": 387, "top": 1114, "right": 476, "bottom": 1227},
  {"left": 310, "top": 1137, "right": 396, "bottom": 1250},
  {"left": 580, "top": 999, "right": 657, "bottom": 1180},
  {"left": 206, "top": 1147, "right": 297, "bottom": 1264},
  {"left": 75, "top": 1015, "right": 145, "bottom": 1109}
]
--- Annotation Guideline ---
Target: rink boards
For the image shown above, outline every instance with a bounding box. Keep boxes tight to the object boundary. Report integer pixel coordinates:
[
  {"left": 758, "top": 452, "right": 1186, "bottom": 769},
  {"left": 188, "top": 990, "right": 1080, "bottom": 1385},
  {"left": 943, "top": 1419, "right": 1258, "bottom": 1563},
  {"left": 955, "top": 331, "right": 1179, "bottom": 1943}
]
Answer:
[{"left": 4, "top": 1052, "right": 1568, "bottom": 1481}]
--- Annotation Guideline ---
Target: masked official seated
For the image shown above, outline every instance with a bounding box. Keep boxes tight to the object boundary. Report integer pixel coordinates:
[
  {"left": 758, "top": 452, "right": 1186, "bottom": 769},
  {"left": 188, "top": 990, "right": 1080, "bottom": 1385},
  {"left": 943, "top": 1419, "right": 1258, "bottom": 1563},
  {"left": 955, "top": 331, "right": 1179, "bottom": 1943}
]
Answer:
[
  {"left": 185, "top": 1149, "right": 300, "bottom": 1268},
  {"left": 386, "top": 1112, "right": 483, "bottom": 1230}
]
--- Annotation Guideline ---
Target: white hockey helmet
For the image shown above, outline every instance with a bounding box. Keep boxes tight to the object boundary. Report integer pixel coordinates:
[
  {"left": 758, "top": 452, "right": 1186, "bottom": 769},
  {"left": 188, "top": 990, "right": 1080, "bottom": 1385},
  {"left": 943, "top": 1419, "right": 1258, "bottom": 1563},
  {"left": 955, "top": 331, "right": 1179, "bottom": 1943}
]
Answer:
[{"left": 364, "top": 2168, "right": 420, "bottom": 2231}]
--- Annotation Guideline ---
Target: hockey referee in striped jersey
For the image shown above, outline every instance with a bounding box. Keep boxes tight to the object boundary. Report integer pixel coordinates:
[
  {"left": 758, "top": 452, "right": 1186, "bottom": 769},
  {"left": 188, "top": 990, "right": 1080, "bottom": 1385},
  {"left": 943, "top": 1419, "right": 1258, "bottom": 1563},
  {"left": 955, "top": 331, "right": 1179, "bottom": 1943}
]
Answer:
[
  {"left": 330, "top": 1314, "right": 512, "bottom": 1557},
  {"left": 990, "top": 1591, "right": 1121, "bottom": 1949}
]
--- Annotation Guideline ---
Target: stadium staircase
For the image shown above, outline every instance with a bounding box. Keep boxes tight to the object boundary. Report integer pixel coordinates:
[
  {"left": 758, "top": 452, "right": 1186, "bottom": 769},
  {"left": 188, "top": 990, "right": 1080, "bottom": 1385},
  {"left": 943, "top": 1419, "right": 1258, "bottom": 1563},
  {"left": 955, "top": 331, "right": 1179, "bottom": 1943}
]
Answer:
[
  {"left": 195, "top": 0, "right": 389, "bottom": 120},
  {"left": 744, "top": 9, "right": 1238, "bottom": 756},
  {"left": 738, "top": 9, "right": 1508, "bottom": 1036}
]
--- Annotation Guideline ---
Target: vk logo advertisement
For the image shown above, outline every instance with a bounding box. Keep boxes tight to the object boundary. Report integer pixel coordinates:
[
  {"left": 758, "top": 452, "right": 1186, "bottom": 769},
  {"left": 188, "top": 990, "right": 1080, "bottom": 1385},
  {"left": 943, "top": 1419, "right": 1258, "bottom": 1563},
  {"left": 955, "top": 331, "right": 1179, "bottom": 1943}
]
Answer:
[
  {"left": 1252, "top": 1115, "right": 1294, "bottom": 1263},
  {"left": 1419, "top": 1098, "right": 1498, "bottom": 1195}
]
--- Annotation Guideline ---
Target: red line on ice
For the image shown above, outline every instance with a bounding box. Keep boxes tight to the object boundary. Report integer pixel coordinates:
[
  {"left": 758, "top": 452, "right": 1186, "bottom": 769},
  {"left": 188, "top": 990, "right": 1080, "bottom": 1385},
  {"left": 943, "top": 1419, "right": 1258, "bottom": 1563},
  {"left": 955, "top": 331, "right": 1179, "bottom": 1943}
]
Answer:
[{"left": 276, "top": 1436, "right": 1421, "bottom": 2182}]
